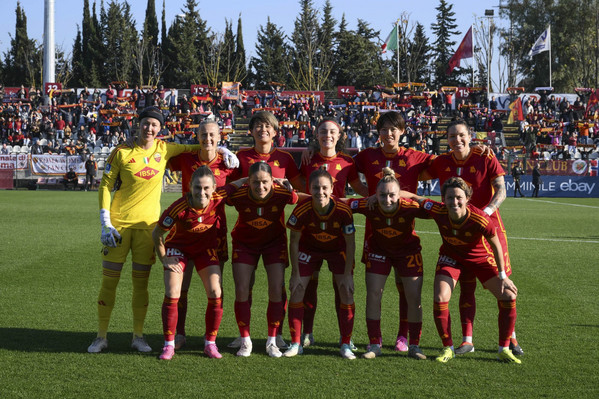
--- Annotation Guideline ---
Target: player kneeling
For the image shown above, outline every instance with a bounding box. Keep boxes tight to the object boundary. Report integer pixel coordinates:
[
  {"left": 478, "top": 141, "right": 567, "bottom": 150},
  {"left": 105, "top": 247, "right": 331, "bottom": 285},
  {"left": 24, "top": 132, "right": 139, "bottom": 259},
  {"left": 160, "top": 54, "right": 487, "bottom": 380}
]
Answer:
[{"left": 152, "top": 166, "right": 246, "bottom": 360}]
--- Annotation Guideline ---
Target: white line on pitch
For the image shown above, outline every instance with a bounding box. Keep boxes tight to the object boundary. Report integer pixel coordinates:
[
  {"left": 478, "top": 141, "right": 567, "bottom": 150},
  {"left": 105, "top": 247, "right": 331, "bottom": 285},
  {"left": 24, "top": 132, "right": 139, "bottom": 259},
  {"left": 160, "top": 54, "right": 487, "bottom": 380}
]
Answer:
[{"left": 522, "top": 199, "right": 599, "bottom": 209}]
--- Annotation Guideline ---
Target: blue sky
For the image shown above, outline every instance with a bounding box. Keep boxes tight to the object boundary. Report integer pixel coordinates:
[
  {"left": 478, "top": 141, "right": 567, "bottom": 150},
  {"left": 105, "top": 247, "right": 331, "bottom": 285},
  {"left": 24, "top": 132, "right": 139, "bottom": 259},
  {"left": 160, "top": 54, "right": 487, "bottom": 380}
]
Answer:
[{"left": 1, "top": 0, "right": 504, "bottom": 76}]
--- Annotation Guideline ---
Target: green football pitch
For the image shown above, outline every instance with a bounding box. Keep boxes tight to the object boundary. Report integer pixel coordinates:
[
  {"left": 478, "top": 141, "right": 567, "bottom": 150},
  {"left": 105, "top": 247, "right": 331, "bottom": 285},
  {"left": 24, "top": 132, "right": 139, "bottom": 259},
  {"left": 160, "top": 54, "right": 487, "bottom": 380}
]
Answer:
[{"left": 1, "top": 191, "right": 598, "bottom": 398}]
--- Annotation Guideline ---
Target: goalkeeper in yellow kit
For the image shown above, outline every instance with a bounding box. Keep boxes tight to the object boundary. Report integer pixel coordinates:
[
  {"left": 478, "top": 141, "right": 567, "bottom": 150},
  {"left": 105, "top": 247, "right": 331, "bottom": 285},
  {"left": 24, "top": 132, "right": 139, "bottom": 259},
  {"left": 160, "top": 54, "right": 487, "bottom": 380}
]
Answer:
[{"left": 87, "top": 107, "right": 238, "bottom": 353}]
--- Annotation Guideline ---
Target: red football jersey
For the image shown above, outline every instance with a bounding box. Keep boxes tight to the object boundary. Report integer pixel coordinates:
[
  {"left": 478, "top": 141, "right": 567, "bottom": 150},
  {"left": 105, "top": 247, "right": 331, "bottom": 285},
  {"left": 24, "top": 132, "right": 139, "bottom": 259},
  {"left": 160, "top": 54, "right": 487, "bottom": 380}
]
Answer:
[
  {"left": 348, "top": 197, "right": 428, "bottom": 257},
  {"left": 157, "top": 185, "right": 236, "bottom": 256},
  {"left": 421, "top": 199, "right": 498, "bottom": 264},
  {"left": 228, "top": 184, "right": 299, "bottom": 247},
  {"left": 300, "top": 152, "right": 360, "bottom": 198},
  {"left": 286, "top": 197, "right": 355, "bottom": 252},
  {"left": 354, "top": 146, "right": 434, "bottom": 195},
  {"left": 427, "top": 147, "right": 505, "bottom": 209},
  {"left": 229, "top": 147, "right": 301, "bottom": 181},
  {"left": 168, "top": 152, "right": 234, "bottom": 193}
]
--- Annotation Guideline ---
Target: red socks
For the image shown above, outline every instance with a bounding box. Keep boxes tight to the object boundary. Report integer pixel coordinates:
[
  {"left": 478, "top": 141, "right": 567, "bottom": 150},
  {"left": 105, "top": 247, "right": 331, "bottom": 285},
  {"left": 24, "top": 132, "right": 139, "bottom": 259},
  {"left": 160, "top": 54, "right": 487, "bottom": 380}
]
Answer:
[
  {"left": 434, "top": 301, "right": 452, "bottom": 347},
  {"left": 267, "top": 300, "right": 284, "bottom": 337},
  {"left": 498, "top": 300, "right": 517, "bottom": 347},
  {"left": 459, "top": 278, "right": 477, "bottom": 337},
  {"left": 162, "top": 296, "right": 179, "bottom": 341},
  {"left": 234, "top": 300, "right": 251, "bottom": 337},
  {"left": 205, "top": 297, "right": 223, "bottom": 342}
]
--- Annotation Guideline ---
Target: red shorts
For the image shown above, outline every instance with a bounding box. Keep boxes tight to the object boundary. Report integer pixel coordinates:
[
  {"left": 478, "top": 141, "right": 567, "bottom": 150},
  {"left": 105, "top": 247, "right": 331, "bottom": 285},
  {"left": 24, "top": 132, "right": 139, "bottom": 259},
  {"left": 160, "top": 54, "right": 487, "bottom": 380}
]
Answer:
[
  {"left": 364, "top": 247, "right": 423, "bottom": 277},
  {"left": 216, "top": 225, "right": 229, "bottom": 262},
  {"left": 164, "top": 247, "right": 220, "bottom": 273},
  {"left": 232, "top": 238, "right": 289, "bottom": 267},
  {"left": 434, "top": 253, "right": 499, "bottom": 285},
  {"left": 297, "top": 245, "right": 353, "bottom": 277}
]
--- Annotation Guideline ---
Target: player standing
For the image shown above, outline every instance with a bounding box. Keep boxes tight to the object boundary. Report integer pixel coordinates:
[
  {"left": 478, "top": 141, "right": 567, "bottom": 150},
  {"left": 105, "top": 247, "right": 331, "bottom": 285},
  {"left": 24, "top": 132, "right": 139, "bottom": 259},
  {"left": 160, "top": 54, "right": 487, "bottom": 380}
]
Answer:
[
  {"left": 152, "top": 166, "right": 246, "bottom": 360},
  {"left": 227, "top": 111, "right": 304, "bottom": 351},
  {"left": 299, "top": 118, "right": 367, "bottom": 348},
  {"left": 417, "top": 177, "right": 520, "bottom": 364},
  {"left": 425, "top": 119, "right": 523, "bottom": 356},
  {"left": 228, "top": 162, "right": 299, "bottom": 357},
  {"left": 353, "top": 111, "right": 434, "bottom": 352},
  {"left": 88, "top": 107, "right": 196, "bottom": 353},
  {"left": 347, "top": 168, "right": 428, "bottom": 360},
  {"left": 283, "top": 169, "right": 357, "bottom": 359},
  {"left": 166, "top": 120, "right": 236, "bottom": 350}
]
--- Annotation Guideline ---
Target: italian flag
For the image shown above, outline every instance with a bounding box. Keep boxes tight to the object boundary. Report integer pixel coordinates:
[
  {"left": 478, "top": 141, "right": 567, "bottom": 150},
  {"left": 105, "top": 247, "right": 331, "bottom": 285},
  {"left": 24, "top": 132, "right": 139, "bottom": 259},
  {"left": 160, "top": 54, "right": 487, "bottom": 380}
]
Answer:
[{"left": 381, "top": 24, "right": 398, "bottom": 53}]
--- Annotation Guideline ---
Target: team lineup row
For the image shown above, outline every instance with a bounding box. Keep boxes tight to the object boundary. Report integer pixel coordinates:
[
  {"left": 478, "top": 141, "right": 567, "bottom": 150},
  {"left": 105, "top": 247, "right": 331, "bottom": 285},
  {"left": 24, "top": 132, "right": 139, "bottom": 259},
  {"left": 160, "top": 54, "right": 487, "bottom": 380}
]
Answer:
[{"left": 87, "top": 108, "right": 522, "bottom": 364}]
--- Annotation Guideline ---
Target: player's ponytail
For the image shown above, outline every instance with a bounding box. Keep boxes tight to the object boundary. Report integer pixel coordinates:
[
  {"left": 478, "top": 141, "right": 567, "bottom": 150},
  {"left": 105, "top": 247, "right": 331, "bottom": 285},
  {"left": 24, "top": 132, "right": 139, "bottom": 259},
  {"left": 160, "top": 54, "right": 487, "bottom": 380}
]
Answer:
[{"left": 376, "top": 167, "right": 401, "bottom": 190}]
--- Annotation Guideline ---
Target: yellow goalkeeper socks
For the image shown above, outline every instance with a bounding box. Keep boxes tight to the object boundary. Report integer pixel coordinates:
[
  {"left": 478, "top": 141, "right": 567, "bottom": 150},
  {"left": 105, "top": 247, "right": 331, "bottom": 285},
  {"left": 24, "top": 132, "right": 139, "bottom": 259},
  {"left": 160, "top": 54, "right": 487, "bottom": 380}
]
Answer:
[
  {"left": 97, "top": 268, "right": 121, "bottom": 338},
  {"left": 132, "top": 269, "right": 151, "bottom": 337}
]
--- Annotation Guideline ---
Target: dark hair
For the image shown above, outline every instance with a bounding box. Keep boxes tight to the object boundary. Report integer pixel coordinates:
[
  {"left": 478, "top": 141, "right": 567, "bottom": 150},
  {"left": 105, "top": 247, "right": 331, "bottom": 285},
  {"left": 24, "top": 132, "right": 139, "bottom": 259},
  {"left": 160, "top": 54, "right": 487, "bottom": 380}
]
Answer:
[
  {"left": 446, "top": 118, "right": 469, "bottom": 135},
  {"left": 190, "top": 165, "right": 215, "bottom": 187},
  {"left": 376, "top": 111, "right": 405, "bottom": 132},
  {"left": 308, "top": 166, "right": 333, "bottom": 187},
  {"left": 376, "top": 166, "right": 400, "bottom": 190},
  {"left": 316, "top": 117, "right": 346, "bottom": 152},
  {"left": 441, "top": 176, "right": 472, "bottom": 199},
  {"left": 249, "top": 111, "right": 279, "bottom": 132},
  {"left": 248, "top": 161, "right": 272, "bottom": 178}
]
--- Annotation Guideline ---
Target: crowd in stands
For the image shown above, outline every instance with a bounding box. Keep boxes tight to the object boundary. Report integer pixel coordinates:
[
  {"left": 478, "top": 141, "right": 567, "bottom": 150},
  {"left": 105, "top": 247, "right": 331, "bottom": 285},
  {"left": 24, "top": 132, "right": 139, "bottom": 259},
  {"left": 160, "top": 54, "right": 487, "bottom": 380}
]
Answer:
[{"left": 1, "top": 83, "right": 598, "bottom": 161}]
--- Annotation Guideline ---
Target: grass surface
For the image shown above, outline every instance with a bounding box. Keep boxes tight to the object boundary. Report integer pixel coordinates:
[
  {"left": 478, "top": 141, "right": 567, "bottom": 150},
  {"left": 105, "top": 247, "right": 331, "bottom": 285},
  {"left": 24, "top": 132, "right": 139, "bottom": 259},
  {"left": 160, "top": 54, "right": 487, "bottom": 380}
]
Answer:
[{"left": 1, "top": 191, "right": 598, "bottom": 398}]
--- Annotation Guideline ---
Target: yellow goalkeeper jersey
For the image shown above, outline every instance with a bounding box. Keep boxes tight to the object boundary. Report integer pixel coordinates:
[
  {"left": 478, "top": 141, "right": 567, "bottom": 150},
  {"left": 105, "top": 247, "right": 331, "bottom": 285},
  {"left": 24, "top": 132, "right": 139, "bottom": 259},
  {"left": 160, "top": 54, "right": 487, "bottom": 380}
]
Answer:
[{"left": 99, "top": 140, "right": 195, "bottom": 229}]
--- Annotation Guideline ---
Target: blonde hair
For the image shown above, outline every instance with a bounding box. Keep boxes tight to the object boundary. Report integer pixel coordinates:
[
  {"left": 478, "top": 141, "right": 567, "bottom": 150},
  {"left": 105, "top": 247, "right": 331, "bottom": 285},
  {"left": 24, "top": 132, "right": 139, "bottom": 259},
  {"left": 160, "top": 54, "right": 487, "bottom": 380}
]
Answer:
[{"left": 376, "top": 167, "right": 401, "bottom": 190}]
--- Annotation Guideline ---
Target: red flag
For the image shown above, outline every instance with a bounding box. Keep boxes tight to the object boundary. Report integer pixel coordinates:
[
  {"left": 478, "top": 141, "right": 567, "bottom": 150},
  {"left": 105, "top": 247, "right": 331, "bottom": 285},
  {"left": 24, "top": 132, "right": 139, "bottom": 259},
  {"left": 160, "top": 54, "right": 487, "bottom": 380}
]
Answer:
[
  {"left": 507, "top": 97, "right": 524, "bottom": 124},
  {"left": 446, "top": 27, "right": 473, "bottom": 75},
  {"left": 585, "top": 89, "right": 599, "bottom": 118}
]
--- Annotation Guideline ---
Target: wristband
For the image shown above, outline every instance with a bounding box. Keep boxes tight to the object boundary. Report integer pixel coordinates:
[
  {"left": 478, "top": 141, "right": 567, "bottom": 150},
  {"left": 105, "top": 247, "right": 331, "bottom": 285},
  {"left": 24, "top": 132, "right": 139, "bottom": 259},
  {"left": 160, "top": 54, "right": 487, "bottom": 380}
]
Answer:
[
  {"left": 100, "top": 208, "right": 111, "bottom": 226},
  {"left": 498, "top": 271, "right": 507, "bottom": 280},
  {"left": 483, "top": 206, "right": 493, "bottom": 216}
]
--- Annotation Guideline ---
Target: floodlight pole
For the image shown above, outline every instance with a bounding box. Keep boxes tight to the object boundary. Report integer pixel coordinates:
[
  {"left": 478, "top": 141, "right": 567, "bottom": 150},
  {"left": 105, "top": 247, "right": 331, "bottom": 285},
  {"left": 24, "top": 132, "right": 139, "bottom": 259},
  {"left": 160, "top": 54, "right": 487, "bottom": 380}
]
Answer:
[{"left": 43, "top": 0, "right": 56, "bottom": 89}]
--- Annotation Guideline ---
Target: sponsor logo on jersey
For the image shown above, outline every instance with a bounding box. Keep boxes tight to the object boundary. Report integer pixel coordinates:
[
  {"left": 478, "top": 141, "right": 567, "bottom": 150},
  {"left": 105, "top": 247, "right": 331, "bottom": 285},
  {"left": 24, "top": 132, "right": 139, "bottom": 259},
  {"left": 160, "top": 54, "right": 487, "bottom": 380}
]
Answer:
[
  {"left": 135, "top": 166, "right": 159, "bottom": 180},
  {"left": 288, "top": 215, "right": 297, "bottom": 226},
  {"left": 443, "top": 235, "right": 468, "bottom": 246},
  {"left": 298, "top": 252, "right": 312, "bottom": 263},
  {"left": 343, "top": 224, "right": 356, "bottom": 234},
  {"left": 163, "top": 216, "right": 174, "bottom": 227},
  {"left": 105, "top": 163, "right": 112, "bottom": 173},
  {"left": 128, "top": 158, "right": 136, "bottom": 163},
  {"left": 154, "top": 153, "right": 161, "bottom": 163},
  {"left": 377, "top": 227, "right": 401, "bottom": 238},
  {"left": 368, "top": 252, "right": 386, "bottom": 261},
  {"left": 189, "top": 224, "right": 211, "bottom": 233},
  {"left": 248, "top": 217, "right": 273, "bottom": 229},
  {"left": 312, "top": 232, "right": 336, "bottom": 242}
]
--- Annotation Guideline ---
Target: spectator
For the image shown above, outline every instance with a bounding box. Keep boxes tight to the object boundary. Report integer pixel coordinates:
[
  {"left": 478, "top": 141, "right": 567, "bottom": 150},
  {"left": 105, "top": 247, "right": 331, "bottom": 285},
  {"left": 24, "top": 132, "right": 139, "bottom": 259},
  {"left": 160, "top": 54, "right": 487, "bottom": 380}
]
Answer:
[
  {"left": 84, "top": 154, "right": 97, "bottom": 191},
  {"left": 63, "top": 167, "right": 79, "bottom": 190}
]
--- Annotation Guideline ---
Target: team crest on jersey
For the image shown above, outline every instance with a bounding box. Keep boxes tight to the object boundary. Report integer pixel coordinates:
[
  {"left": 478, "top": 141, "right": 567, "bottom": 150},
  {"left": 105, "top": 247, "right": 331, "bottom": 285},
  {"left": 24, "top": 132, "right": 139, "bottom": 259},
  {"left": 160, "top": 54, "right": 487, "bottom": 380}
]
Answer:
[
  {"left": 154, "top": 153, "right": 161, "bottom": 163},
  {"left": 135, "top": 167, "right": 159, "bottom": 180},
  {"left": 333, "top": 222, "right": 340, "bottom": 228},
  {"left": 470, "top": 166, "right": 476, "bottom": 173},
  {"left": 335, "top": 164, "right": 341, "bottom": 171},
  {"left": 465, "top": 232, "right": 471, "bottom": 237},
  {"left": 214, "top": 169, "right": 220, "bottom": 176},
  {"left": 399, "top": 160, "right": 406, "bottom": 167},
  {"left": 274, "top": 160, "right": 280, "bottom": 167},
  {"left": 398, "top": 217, "right": 405, "bottom": 223},
  {"left": 163, "top": 216, "right": 174, "bottom": 227},
  {"left": 288, "top": 215, "right": 298, "bottom": 226},
  {"left": 424, "top": 201, "right": 433, "bottom": 210},
  {"left": 248, "top": 217, "right": 273, "bottom": 229},
  {"left": 105, "top": 163, "right": 112, "bottom": 173},
  {"left": 271, "top": 206, "right": 278, "bottom": 212}
]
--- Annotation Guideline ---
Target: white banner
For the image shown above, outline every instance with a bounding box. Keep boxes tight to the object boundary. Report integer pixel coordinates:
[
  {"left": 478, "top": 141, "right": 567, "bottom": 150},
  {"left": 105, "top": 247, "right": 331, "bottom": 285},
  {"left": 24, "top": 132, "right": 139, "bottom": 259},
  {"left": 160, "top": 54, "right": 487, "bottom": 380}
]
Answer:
[
  {"left": 0, "top": 154, "right": 28, "bottom": 170},
  {"left": 31, "top": 155, "right": 85, "bottom": 175}
]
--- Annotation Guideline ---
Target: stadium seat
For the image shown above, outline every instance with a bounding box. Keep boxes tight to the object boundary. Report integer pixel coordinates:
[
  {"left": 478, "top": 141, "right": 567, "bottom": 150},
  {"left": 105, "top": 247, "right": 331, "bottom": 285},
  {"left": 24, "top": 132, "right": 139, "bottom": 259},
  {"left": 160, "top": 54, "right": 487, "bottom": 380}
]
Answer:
[
  {"left": 6, "top": 145, "right": 12, "bottom": 153},
  {"left": 97, "top": 159, "right": 105, "bottom": 169},
  {"left": 93, "top": 146, "right": 101, "bottom": 155},
  {"left": 39, "top": 138, "right": 48, "bottom": 146},
  {"left": 12, "top": 145, "right": 21, "bottom": 153},
  {"left": 20, "top": 146, "right": 30, "bottom": 153},
  {"left": 101, "top": 147, "right": 111, "bottom": 155}
]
